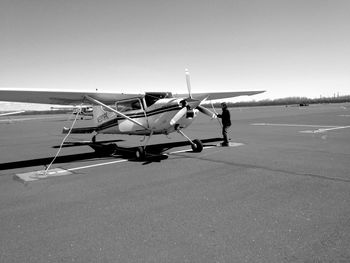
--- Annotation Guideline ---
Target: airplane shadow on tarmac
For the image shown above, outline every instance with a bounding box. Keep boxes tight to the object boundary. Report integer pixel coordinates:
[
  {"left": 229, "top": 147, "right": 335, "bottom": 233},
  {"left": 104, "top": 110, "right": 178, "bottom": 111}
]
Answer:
[{"left": 0, "top": 138, "right": 223, "bottom": 171}]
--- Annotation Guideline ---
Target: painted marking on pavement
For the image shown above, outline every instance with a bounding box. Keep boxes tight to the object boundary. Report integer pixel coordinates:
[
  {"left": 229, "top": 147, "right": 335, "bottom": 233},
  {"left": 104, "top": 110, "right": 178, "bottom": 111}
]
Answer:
[
  {"left": 14, "top": 143, "right": 244, "bottom": 182},
  {"left": 67, "top": 159, "right": 128, "bottom": 171},
  {"left": 300, "top": 125, "right": 350, "bottom": 133},
  {"left": 14, "top": 168, "right": 72, "bottom": 182},
  {"left": 168, "top": 146, "right": 215, "bottom": 154},
  {"left": 168, "top": 143, "right": 243, "bottom": 154},
  {"left": 251, "top": 123, "right": 335, "bottom": 128},
  {"left": 251, "top": 122, "right": 350, "bottom": 134}
]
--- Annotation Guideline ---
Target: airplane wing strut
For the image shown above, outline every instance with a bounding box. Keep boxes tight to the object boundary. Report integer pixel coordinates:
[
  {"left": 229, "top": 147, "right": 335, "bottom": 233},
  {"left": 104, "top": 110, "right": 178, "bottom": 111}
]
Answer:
[{"left": 84, "top": 95, "right": 150, "bottom": 132}]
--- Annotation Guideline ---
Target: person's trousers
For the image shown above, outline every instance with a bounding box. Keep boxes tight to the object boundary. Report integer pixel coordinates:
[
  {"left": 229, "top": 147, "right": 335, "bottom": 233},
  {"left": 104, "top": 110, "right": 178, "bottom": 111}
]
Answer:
[{"left": 222, "top": 125, "right": 230, "bottom": 144}]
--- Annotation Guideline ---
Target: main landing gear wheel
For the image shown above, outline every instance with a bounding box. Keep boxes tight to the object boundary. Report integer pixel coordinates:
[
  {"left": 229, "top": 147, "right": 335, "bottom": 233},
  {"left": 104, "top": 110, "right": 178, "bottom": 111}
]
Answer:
[
  {"left": 191, "top": 139, "right": 203, "bottom": 152},
  {"left": 135, "top": 146, "right": 146, "bottom": 160},
  {"left": 91, "top": 143, "right": 117, "bottom": 156}
]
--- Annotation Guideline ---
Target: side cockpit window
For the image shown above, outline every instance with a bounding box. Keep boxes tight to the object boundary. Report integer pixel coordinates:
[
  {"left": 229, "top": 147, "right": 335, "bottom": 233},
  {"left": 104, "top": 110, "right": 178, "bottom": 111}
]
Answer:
[{"left": 116, "top": 98, "right": 143, "bottom": 112}]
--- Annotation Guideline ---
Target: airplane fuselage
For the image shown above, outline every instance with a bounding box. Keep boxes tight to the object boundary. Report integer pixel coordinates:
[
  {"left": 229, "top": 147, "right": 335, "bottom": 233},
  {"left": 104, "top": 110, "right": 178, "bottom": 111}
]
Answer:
[{"left": 95, "top": 97, "right": 199, "bottom": 136}]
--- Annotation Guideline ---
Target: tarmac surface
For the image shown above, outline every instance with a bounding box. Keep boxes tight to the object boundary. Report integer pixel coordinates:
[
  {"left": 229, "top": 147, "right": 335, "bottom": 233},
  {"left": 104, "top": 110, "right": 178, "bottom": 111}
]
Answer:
[{"left": 0, "top": 104, "right": 350, "bottom": 262}]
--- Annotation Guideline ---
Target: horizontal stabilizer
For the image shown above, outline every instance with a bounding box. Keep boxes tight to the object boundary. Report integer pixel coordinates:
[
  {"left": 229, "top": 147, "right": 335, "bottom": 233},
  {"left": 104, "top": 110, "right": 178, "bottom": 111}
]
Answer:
[
  {"left": 62, "top": 126, "right": 97, "bottom": 134},
  {"left": 53, "top": 139, "right": 125, "bottom": 148}
]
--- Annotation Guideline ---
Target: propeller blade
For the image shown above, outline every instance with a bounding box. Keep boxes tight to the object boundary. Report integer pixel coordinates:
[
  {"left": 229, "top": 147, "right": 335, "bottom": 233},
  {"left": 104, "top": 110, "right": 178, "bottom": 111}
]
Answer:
[
  {"left": 185, "top": 69, "right": 192, "bottom": 99},
  {"left": 170, "top": 107, "right": 187, "bottom": 126},
  {"left": 197, "top": 105, "right": 217, "bottom": 118},
  {"left": 187, "top": 99, "right": 202, "bottom": 109}
]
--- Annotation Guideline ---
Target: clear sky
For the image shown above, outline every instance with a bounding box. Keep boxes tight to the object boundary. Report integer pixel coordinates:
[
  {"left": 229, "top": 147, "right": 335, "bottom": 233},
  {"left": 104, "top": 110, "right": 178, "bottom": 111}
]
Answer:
[{"left": 1, "top": 0, "right": 349, "bottom": 109}]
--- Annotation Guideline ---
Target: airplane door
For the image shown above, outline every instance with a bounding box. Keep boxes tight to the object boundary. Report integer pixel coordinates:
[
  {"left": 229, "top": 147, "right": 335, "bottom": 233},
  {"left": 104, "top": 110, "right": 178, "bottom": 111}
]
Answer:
[{"left": 115, "top": 98, "right": 149, "bottom": 132}]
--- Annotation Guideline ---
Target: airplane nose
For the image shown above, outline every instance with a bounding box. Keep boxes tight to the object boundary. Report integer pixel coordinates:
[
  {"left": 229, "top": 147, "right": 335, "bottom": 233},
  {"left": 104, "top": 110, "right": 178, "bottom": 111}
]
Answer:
[{"left": 186, "top": 110, "right": 194, "bottom": 119}]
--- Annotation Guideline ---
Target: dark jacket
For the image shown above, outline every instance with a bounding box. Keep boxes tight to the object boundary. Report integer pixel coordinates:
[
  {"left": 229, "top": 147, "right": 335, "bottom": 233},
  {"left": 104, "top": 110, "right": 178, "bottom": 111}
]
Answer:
[{"left": 217, "top": 108, "right": 231, "bottom": 127}]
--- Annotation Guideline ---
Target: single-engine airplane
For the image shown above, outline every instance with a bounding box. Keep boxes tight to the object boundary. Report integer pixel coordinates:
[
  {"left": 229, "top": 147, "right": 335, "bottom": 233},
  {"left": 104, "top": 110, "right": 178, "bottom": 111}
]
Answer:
[{"left": 0, "top": 70, "right": 264, "bottom": 159}]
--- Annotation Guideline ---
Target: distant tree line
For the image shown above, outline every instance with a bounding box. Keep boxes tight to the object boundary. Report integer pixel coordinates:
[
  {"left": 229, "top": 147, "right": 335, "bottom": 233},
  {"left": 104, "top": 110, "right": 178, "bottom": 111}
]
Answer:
[{"left": 209, "top": 95, "right": 350, "bottom": 108}]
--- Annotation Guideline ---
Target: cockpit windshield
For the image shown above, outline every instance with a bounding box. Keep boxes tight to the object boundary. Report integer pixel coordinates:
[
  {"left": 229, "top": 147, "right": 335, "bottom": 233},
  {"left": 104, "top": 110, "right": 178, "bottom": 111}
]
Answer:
[{"left": 144, "top": 92, "right": 173, "bottom": 107}]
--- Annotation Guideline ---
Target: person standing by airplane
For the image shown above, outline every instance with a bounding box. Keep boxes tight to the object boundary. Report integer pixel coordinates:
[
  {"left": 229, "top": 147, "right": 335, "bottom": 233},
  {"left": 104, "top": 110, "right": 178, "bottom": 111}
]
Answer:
[{"left": 217, "top": 102, "right": 231, "bottom": 146}]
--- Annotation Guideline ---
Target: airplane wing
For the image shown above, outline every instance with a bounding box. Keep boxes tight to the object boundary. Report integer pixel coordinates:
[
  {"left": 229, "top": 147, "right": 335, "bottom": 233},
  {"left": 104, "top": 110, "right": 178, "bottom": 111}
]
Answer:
[
  {"left": 174, "top": 90, "right": 265, "bottom": 100},
  {"left": 0, "top": 88, "right": 142, "bottom": 105},
  {"left": 0, "top": 88, "right": 265, "bottom": 105}
]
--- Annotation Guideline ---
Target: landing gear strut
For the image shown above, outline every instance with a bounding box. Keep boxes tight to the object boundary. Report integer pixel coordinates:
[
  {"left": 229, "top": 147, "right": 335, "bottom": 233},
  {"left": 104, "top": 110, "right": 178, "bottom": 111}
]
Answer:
[
  {"left": 191, "top": 139, "right": 203, "bottom": 152},
  {"left": 135, "top": 130, "right": 153, "bottom": 160},
  {"left": 175, "top": 126, "right": 203, "bottom": 153}
]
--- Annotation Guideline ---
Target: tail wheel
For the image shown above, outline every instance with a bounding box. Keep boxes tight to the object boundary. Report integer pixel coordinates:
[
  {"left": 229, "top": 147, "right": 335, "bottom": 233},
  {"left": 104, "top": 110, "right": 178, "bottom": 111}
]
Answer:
[
  {"left": 135, "top": 146, "right": 145, "bottom": 160},
  {"left": 191, "top": 139, "right": 203, "bottom": 152}
]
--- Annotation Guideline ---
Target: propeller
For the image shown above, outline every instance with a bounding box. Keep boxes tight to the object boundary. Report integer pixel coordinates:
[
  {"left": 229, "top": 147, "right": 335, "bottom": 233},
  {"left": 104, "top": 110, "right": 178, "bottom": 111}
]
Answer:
[
  {"left": 197, "top": 105, "right": 217, "bottom": 119},
  {"left": 170, "top": 69, "right": 217, "bottom": 125},
  {"left": 170, "top": 106, "right": 187, "bottom": 126},
  {"left": 185, "top": 68, "right": 192, "bottom": 99}
]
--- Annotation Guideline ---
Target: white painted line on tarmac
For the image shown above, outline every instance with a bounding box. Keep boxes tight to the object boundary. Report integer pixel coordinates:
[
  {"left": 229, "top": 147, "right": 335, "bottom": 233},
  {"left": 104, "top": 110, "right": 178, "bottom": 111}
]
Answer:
[
  {"left": 15, "top": 160, "right": 129, "bottom": 182},
  {"left": 168, "top": 143, "right": 243, "bottom": 154},
  {"left": 168, "top": 146, "right": 216, "bottom": 154},
  {"left": 251, "top": 123, "right": 335, "bottom": 128},
  {"left": 251, "top": 122, "right": 350, "bottom": 134},
  {"left": 67, "top": 159, "right": 128, "bottom": 171},
  {"left": 300, "top": 125, "right": 350, "bottom": 133},
  {"left": 61, "top": 145, "right": 223, "bottom": 173},
  {"left": 15, "top": 143, "right": 244, "bottom": 182}
]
